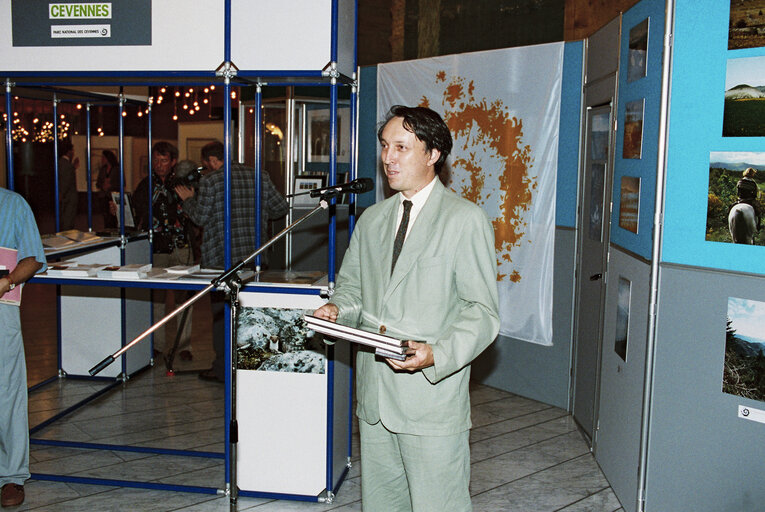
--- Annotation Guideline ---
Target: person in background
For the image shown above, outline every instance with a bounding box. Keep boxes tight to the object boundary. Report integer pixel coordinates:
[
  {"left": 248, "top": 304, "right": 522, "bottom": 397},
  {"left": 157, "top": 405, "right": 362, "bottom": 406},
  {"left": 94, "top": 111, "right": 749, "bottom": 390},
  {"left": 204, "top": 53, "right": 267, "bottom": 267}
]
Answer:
[
  {"left": 176, "top": 140, "right": 289, "bottom": 383},
  {"left": 57, "top": 139, "right": 79, "bottom": 231},
  {"left": 96, "top": 149, "right": 121, "bottom": 229},
  {"left": 0, "top": 187, "right": 47, "bottom": 508},
  {"left": 735, "top": 167, "right": 761, "bottom": 231},
  {"left": 313, "top": 105, "right": 500, "bottom": 511},
  {"left": 132, "top": 142, "right": 194, "bottom": 362}
]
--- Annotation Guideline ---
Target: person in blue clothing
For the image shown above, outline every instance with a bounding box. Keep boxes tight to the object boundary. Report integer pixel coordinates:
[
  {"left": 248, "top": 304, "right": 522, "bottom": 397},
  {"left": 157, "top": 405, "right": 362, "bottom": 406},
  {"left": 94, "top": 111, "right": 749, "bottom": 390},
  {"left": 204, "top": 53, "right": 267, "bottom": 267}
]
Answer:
[{"left": 0, "top": 187, "right": 47, "bottom": 508}]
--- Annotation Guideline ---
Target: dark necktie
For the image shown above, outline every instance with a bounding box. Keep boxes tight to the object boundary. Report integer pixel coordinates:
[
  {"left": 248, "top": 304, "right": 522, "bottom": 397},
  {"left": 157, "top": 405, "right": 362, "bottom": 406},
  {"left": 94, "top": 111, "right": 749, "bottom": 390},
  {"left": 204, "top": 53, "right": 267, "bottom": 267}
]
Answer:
[{"left": 391, "top": 200, "right": 413, "bottom": 274}]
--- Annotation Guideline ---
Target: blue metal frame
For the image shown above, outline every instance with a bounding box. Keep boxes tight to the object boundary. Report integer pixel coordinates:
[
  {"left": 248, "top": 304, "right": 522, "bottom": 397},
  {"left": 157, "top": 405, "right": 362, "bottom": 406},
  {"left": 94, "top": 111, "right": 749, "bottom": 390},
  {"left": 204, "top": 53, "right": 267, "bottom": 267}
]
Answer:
[
  {"left": 85, "top": 105, "right": 93, "bottom": 229},
  {"left": 8, "top": 0, "right": 357, "bottom": 502},
  {"left": 4, "top": 82, "right": 13, "bottom": 189}
]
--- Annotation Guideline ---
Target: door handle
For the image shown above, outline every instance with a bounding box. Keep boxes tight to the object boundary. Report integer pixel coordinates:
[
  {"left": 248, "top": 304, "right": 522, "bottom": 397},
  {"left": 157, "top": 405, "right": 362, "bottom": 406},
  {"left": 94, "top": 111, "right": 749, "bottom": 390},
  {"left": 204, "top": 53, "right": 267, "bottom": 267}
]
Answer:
[{"left": 589, "top": 273, "right": 602, "bottom": 281}]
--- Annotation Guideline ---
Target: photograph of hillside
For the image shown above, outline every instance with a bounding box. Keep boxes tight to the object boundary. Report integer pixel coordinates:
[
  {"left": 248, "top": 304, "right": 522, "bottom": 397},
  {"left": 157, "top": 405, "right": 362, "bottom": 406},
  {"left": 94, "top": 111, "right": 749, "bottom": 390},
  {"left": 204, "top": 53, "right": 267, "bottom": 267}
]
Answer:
[
  {"left": 724, "top": 297, "right": 765, "bottom": 403},
  {"left": 723, "top": 55, "right": 765, "bottom": 136},
  {"left": 729, "top": 0, "right": 765, "bottom": 50},
  {"left": 707, "top": 152, "right": 765, "bottom": 245}
]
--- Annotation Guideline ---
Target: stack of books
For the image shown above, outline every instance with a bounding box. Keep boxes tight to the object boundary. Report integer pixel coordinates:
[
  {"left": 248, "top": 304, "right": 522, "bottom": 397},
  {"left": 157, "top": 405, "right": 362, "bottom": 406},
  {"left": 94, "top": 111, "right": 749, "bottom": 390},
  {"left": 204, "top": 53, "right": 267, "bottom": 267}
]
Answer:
[
  {"left": 96, "top": 263, "right": 152, "bottom": 279},
  {"left": 303, "top": 314, "right": 409, "bottom": 360},
  {"left": 45, "top": 262, "right": 109, "bottom": 277}
]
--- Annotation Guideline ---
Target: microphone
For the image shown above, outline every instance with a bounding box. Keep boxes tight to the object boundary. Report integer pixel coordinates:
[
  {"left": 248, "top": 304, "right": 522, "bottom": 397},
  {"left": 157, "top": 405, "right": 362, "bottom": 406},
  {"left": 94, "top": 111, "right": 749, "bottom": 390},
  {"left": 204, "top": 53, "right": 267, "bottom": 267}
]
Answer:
[{"left": 309, "top": 177, "right": 374, "bottom": 198}]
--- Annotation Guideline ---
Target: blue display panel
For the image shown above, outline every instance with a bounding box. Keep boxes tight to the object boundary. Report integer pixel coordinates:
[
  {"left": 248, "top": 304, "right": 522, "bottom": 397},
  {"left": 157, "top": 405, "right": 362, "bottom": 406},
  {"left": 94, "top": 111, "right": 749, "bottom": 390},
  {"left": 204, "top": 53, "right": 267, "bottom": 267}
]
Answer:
[
  {"left": 556, "top": 41, "right": 584, "bottom": 228},
  {"left": 663, "top": 0, "right": 765, "bottom": 272},
  {"left": 609, "top": 0, "right": 665, "bottom": 260}
]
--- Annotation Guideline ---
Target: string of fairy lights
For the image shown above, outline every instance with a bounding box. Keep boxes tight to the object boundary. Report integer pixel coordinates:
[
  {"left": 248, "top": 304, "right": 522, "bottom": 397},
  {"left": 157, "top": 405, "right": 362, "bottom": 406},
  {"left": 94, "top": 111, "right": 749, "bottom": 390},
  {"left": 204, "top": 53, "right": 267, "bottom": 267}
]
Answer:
[{"left": 2, "top": 85, "right": 239, "bottom": 143}]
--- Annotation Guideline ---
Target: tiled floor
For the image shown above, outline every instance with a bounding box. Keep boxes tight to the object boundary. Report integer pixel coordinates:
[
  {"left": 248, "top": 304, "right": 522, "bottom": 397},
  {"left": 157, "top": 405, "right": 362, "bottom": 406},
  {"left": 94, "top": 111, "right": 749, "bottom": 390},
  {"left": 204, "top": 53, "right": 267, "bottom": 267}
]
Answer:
[{"left": 19, "top": 284, "right": 624, "bottom": 511}]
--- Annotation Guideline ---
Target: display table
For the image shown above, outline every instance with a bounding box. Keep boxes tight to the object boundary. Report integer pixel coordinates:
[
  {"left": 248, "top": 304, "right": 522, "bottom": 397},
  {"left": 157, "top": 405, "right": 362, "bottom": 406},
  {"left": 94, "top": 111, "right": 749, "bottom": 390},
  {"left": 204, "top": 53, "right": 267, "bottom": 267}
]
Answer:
[{"left": 40, "top": 234, "right": 152, "bottom": 379}]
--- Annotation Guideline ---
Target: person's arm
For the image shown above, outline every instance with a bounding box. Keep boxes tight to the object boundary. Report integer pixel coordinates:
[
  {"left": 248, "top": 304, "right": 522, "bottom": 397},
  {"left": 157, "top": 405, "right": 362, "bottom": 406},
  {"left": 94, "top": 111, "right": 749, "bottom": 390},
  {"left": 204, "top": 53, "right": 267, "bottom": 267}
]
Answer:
[
  {"left": 0, "top": 257, "right": 43, "bottom": 298},
  {"left": 181, "top": 175, "right": 216, "bottom": 226}
]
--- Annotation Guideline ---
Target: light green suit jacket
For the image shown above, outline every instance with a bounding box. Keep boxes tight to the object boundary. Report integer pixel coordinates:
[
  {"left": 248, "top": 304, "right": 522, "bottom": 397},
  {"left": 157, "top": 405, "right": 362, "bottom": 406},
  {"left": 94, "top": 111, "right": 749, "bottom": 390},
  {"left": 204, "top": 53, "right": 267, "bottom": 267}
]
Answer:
[{"left": 331, "top": 179, "right": 500, "bottom": 436}]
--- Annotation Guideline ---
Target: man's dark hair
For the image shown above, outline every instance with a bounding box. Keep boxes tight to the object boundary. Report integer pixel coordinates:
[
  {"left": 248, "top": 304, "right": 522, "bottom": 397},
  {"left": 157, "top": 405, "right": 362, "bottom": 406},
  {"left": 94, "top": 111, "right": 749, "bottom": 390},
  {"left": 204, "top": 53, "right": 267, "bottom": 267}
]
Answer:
[
  {"left": 377, "top": 105, "right": 453, "bottom": 174},
  {"left": 152, "top": 141, "right": 178, "bottom": 161},
  {"left": 201, "top": 141, "right": 225, "bottom": 162},
  {"left": 101, "top": 149, "right": 119, "bottom": 169},
  {"left": 58, "top": 138, "right": 73, "bottom": 158}
]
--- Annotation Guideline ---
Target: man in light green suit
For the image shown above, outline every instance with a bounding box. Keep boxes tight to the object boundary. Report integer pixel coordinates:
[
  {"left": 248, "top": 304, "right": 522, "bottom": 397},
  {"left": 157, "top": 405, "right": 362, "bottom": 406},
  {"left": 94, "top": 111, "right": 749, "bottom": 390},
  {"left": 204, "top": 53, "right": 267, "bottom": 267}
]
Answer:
[{"left": 314, "top": 105, "right": 499, "bottom": 511}]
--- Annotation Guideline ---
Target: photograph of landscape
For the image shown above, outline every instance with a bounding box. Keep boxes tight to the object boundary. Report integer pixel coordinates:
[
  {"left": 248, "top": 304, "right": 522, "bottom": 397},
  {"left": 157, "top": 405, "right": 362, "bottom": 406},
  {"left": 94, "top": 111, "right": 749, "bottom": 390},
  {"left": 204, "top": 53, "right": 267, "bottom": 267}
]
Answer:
[
  {"left": 724, "top": 297, "right": 765, "bottom": 403},
  {"left": 706, "top": 151, "right": 765, "bottom": 245},
  {"left": 623, "top": 99, "right": 644, "bottom": 159},
  {"left": 729, "top": 0, "right": 765, "bottom": 50},
  {"left": 723, "top": 55, "right": 765, "bottom": 136}
]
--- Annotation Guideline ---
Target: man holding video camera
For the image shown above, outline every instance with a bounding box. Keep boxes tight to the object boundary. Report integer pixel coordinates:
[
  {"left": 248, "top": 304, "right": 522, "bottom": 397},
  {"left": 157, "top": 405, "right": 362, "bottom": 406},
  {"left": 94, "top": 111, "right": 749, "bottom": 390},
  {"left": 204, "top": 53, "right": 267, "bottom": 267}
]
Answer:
[
  {"left": 133, "top": 141, "right": 196, "bottom": 362},
  {"left": 176, "top": 140, "right": 289, "bottom": 382}
]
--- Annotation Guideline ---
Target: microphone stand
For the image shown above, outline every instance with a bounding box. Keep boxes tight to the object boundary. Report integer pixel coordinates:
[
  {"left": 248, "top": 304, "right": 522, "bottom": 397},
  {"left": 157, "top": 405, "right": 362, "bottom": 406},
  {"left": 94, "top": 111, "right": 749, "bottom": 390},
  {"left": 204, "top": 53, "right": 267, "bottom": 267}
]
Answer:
[{"left": 88, "top": 195, "right": 333, "bottom": 504}]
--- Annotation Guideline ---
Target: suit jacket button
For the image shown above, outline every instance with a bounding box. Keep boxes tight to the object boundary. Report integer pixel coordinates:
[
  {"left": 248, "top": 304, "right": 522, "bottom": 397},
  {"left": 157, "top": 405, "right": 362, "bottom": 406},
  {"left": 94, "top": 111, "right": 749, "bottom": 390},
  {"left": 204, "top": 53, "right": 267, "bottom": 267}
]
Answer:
[{"left": 379, "top": 325, "right": 386, "bottom": 334}]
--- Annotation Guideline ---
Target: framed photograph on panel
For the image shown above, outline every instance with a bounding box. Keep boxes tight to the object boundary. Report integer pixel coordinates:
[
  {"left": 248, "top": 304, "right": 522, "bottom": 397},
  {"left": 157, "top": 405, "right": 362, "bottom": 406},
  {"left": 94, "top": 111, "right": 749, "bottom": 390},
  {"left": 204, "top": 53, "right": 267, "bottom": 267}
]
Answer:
[
  {"left": 724, "top": 297, "right": 765, "bottom": 403},
  {"left": 623, "top": 99, "right": 645, "bottom": 159},
  {"left": 293, "top": 174, "right": 326, "bottom": 206},
  {"left": 729, "top": 1, "right": 765, "bottom": 50},
  {"left": 307, "top": 107, "right": 350, "bottom": 163},
  {"left": 588, "top": 162, "right": 606, "bottom": 241},
  {"left": 619, "top": 176, "right": 641, "bottom": 233},
  {"left": 706, "top": 151, "right": 765, "bottom": 245},
  {"left": 723, "top": 56, "right": 765, "bottom": 137},
  {"left": 628, "top": 18, "right": 649, "bottom": 82},
  {"left": 615, "top": 277, "right": 631, "bottom": 362}
]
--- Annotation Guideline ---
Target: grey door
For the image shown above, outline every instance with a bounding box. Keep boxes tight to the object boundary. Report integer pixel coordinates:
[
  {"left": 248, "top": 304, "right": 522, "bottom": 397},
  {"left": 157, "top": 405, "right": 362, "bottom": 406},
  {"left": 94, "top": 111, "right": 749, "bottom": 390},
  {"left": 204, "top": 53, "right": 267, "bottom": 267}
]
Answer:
[{"left": 572, "top": 104, "right": 614, "bottom": 442}]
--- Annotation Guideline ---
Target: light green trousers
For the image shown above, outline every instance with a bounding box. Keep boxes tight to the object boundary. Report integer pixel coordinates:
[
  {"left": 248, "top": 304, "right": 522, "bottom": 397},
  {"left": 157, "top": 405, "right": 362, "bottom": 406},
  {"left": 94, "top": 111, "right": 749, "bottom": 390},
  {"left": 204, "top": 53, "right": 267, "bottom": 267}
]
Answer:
[{"left": 359, "top": 419, "right": 471, "bottom": 512}]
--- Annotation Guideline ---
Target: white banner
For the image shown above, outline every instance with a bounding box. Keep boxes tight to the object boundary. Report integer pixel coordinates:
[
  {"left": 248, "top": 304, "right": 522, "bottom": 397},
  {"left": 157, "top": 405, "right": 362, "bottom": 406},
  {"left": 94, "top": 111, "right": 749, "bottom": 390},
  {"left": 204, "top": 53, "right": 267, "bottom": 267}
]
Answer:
[{"left": 377, "top": 43, "right": 563, "bottom": 345}]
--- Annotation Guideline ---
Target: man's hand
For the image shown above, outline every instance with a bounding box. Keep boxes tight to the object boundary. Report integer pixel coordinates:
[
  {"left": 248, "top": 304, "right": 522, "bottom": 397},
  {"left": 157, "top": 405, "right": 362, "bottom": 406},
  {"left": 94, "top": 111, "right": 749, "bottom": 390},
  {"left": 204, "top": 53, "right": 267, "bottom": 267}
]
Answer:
[
  {"left": 175, "top": 185, "right": 194, "bottom": 201},
  {"left": 386, "top": 340, "right": 434, "bottom": 372},
  {"left": 313, "top": 303, "right": 339, "bottom": 322}
]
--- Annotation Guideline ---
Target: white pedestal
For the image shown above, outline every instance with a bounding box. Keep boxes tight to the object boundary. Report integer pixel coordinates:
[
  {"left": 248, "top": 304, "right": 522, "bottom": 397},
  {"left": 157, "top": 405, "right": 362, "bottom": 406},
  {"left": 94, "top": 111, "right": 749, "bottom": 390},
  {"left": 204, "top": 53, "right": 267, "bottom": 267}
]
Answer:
[
  {"left": 235, "top": 290, "right": 351, "bottom": 497},
  {"left": 59, "top": 239, "right": 152, "bottom": 378}
]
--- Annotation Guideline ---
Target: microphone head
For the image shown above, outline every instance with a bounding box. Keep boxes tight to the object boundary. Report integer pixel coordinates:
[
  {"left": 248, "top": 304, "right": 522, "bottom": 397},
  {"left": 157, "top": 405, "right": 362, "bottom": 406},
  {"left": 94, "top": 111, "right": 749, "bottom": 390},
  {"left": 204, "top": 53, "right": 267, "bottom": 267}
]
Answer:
[{"left": 353, "top": 177, "right": 374, "bottom": 193}]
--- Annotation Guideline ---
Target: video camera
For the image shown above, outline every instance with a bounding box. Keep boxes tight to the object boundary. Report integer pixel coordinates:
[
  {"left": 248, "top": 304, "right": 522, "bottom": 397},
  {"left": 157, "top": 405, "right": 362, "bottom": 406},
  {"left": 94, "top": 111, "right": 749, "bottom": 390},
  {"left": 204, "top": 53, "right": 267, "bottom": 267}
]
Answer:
[{"left": 168, "top": 159, "right": 205, "bottom": 190}]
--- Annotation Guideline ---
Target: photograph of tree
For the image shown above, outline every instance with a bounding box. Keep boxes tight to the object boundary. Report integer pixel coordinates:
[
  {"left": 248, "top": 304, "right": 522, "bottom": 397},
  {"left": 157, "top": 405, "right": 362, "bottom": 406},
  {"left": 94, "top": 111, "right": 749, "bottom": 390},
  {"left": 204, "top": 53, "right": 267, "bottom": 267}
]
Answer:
[
  {"left": 723, "top": 55, "right": 765, "bottom": 136},
  {"left": 706, "top": 152, "right": 765, "bottom": 245},
  {"left": 725, "top": 297, "right": 765, "bottom": 403},
  {"left": 729, "top": 0, "right": 765, "bottom": 50},
  {"left": 622, "top": 99, "right": 644, "bottom": 159},
  {"left": 615, "top": 277, "right": 631, "bottom": 362},
  {"left": 619, "top": 176, "right": 640, "bottom": 233}
]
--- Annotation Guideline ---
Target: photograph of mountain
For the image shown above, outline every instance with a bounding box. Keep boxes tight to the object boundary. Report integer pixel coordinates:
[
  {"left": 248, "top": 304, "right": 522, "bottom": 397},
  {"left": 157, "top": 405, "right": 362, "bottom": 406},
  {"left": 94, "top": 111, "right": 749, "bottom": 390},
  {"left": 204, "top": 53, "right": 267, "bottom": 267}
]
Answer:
[
  {"left": 706, "top": 151, "right": 765, "bottom": 245},
  {"left": 724, "top": 297, "right": 765, "bottom": 403},
  {"left": 723, "top": 55, "right": 765, "bottom": 136},
  {"left": 729, "top": 0, "right": 765, "bottom": 50}
]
